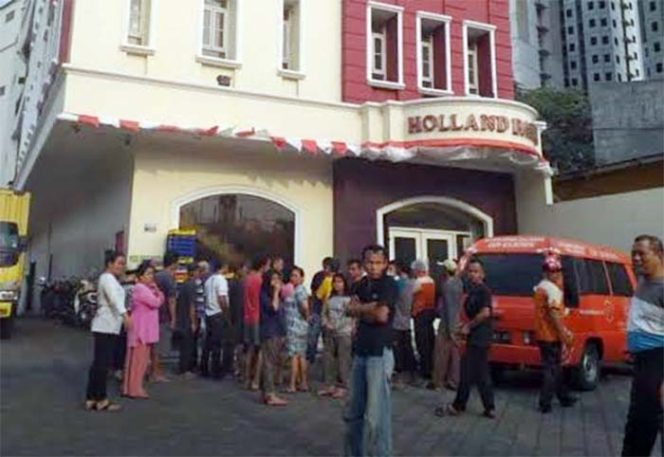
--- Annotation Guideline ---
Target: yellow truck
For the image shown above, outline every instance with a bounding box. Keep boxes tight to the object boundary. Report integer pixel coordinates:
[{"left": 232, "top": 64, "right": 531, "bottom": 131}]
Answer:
[{"left": 0, "top": 189, "right": 30, "bottom": 339}]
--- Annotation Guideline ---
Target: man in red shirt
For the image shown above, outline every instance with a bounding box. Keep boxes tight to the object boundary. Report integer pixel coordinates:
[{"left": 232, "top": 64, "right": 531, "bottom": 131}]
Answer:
[{"left": 243, "top": 256, "right": 270, "bottom": 390}]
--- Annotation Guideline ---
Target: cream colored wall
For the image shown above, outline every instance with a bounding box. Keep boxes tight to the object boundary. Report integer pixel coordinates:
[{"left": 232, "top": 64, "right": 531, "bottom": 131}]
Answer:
[
  {"left": 68, "top": 0, "right": 341, "bottom": 103},
  {"left": 127, "top": 145, "right": 334, "bottom": 278},
  {"left": 516, "top": 173, "right": 664, "bottom": 253}
]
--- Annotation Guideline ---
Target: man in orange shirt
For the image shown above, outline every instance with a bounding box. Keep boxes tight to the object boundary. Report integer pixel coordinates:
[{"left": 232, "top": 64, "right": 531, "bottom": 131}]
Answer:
[
  {"left": 411, "top": 259, "right": 436, "bottom": 381},
  {"left": 534, "top": 254, "right": 577, "bottom": 413}
]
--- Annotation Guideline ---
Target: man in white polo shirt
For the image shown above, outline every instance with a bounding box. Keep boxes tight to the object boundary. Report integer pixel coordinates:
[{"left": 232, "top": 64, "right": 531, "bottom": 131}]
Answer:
[{"left": 201, "top": 259, "right": 229, "bottom": 379}]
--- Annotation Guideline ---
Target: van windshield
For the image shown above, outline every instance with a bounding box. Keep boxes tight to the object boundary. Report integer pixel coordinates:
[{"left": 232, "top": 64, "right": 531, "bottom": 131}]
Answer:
[
  {"left": 0, "top": 222, "right": 20, "bottom": 267},
  {"left": 474, "top": 253, "right": 544, "bottom": 296}
]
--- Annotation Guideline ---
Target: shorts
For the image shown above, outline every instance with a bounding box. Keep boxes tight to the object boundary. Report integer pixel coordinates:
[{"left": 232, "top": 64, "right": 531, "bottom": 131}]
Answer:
[{"left": 243, "top": 322, "right": 260, "bottom": 347}]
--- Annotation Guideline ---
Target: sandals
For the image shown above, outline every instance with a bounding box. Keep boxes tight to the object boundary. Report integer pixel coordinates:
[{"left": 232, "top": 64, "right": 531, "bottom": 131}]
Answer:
[
  {"left": 94, "top": 399, "right": 122, "bottom": 412},
  {"left": 317, "top": 387, "right": 335, "bottom": 397},
  {"left": 264, "top": 395, "right": 288, "bottom": 407},
  {"left": 331, "top": 388, "right": 347, "bottom": 399}
]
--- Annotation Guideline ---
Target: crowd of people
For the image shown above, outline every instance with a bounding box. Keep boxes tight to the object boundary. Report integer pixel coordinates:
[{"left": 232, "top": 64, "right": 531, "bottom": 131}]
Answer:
[{"left": 80, "top": 234, "right": 663, "bottom": 457}]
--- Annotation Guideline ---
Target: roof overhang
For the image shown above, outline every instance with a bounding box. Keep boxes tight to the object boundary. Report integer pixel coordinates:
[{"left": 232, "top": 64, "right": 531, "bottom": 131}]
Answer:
[{"left": 15, "top": 65, "right": 553, "bottom": 189}]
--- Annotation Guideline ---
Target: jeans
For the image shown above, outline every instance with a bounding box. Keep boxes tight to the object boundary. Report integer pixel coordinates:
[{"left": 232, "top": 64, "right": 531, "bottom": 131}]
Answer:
[
  {"left": 622, "top": 348, "right": 663, "bottom": 457},
  {"left": 201, "top": 314, "right": 224, "bottom": 378},
  {"left": 344, "top": 348, "right": 394, "bottom": 457},
  {"left": 392, "top": 329, "right": 417, "bottom": 375},
  {"left": 414, "top": 309, "right": 436, "bottom": 378},
  {"left": 220, "top": 317, "right": 235, "bottom": 375},
  {"left": 538, "top": 341, "right": 571, "bottom": 408},
  {"left": 453, "top": 345, "right": 494, "bottom": 412},
  {"left": 86, "top": 332, "right": 118, "bottom": 401},
  {"left": 112, "top": 329, "right": 127, "bottom": 372},
  {"left": 177, "top": 328, "right": 195, "bottom": 374},
  {"left": 307, "top": 312, "right": 322, "bottom": 364}
]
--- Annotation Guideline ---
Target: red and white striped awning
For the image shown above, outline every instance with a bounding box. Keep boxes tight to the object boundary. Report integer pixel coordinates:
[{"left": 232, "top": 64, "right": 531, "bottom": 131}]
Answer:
[{"left": 57, "top": 112, "right": 553, "bottom": 176}]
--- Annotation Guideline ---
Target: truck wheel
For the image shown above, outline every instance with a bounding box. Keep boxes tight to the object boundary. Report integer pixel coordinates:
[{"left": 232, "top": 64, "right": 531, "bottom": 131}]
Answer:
[
  {"left": 573, "top": 343, "right": 601, "bottom": 391},
  {"left": 0, "top": 317, "right": 13, "bottom": 339}
]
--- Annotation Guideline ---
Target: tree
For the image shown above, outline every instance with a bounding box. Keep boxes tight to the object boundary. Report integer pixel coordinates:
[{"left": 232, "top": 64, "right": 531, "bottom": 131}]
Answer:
[{"left": 517, "top": 87, "right": 594, "bottom": 174}]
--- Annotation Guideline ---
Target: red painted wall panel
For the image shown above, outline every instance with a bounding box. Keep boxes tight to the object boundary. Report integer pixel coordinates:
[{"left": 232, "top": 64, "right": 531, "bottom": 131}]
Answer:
[{"left": 342, "top": 0, "right": 515, "bottom": 104}]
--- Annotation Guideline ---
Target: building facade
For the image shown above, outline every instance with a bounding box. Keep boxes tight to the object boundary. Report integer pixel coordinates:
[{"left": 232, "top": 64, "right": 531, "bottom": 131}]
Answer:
[
  {"left": 640, "top": 0, "right": 664, "bottom": 79},
  {"left": 0, "top": 0, "right": 27, "bottom": 185},
  {"left": 559, "top": 0, "right": 645, "bottom": 90},
  {"left": 510, "top": 0, "right": 565, "bottom": 91},
  {"left": 4, "top": 0, "right": 552, "bottom": 290}
]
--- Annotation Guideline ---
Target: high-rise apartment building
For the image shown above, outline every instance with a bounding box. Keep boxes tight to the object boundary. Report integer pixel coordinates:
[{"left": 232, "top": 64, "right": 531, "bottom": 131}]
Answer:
[
  {"left": 511, "top": 0, "right": 565, "bottom": 91},
  {"left": 511, "top": 0, "right": 661, "bottom": 91},
  {"left": 560, "top": 0, "right": 644, "bottom": 90},
  {"left": 639, "top": 0, "right": 664, "bottom": 78}
]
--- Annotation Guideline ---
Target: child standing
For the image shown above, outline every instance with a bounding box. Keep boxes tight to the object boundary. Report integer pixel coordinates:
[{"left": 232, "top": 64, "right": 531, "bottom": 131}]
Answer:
[{"left": 319, "top": 273, "right": 354, "bottom": 399}]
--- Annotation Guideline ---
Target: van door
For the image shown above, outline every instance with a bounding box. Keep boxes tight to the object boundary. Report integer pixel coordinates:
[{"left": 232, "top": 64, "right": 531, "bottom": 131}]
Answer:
[
  {"left": 572, "top": 258, "right": 612, "bottom": 359},
  {"left": 605, "top": 262, "right": 635, "bottom": 362}
]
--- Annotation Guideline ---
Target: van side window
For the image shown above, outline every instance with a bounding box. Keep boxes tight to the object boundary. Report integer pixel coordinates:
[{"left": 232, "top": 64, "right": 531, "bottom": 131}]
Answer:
[
  {"left": 577, "top": 259, "right": 610, "bottom": 295},
  {"left": 562, "top": 256, "right": 580, "bottom": 308},
  {"left": 606, "top": 262, "right": 634, "bottom": 296}
]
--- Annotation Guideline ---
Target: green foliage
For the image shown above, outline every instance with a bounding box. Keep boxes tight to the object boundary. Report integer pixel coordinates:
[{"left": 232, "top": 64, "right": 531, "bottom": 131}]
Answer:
[{"left": 517, "top": 87, "right": 595, "bottom": 174}]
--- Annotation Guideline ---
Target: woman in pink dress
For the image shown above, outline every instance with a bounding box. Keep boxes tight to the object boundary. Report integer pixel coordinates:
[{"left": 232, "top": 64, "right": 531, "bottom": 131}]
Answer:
[{"left": 123, "top": 261, "right": 164, "bottom": 399}]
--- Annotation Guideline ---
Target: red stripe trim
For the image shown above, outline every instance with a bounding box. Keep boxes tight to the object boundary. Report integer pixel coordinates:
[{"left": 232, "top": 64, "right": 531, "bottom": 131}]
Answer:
[
  {"left": 331, "top": 141, "right": 347, "bottom": 156},
  {"left": 78, "top": 115, "right": 99, "bottom": 128},
  {"left": 57, "top": 0, "right": 75, "bottom": 64},
  {"left": 119, "top": 120, "right": 140, "bottom": 132},
  {"left": 195, "top": 126, "right": 219, "bottom": 136},
  {"left": 156, "top": 125, "right": 180, "bottom": 132},
  {"left": 235, "top": 128, "right": 255, "bottom": 138},
  {"left": 271, "top": 136, "right": 287, "bottom": 151},
  {"left": 301, "top": 140, "right": 318, "bottom": 154},
  {"left": 360, "top": 138, "right": 539, "bottom": 157}
]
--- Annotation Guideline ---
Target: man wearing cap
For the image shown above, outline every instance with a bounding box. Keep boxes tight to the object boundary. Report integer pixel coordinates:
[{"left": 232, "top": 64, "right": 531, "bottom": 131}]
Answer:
[
  {"left": 433, "top": 259, "right": 463, "bottom": 390},
  {"left": 534, "top": 254, "right": 577, "bottom": 413}
]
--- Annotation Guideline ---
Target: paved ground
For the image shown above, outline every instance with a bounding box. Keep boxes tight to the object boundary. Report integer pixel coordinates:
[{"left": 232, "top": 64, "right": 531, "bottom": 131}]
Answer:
[{"left": 1, "top": 318, "right": 661, "bottom": 456}]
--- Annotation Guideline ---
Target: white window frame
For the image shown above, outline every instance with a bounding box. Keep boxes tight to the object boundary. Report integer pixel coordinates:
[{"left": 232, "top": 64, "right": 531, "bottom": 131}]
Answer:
[
  {"left": 467, "top": 43, "right": 479, "bottom": 95},
  {"left": 372, "top": 30, "right": 387, "bottom": 79},
  {"left": 462, "top": 20, "right": 497, "bottom": 98},
  {"left": 278, "top": 0, "right": 306, "bottom": 80},
  {"left": 366, "top": 1, "right": 404, "bottom": 90},
  {"left": 196, "top": 0, "right": 242, "bottom": 69},
  {"left": 120, "top": 0, "right": 157, "bottom": 56},
  {"left": 416, "top": 11, "right": 452, "bottom": 96},
  {"left": 421, "top": 37, "right": 433, "bottom": 86}
]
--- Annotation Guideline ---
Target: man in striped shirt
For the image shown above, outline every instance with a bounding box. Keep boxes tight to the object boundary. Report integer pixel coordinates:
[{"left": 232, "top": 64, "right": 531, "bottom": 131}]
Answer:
[{"left": 622, "top": 234, "right": 664, "bottom": 457}]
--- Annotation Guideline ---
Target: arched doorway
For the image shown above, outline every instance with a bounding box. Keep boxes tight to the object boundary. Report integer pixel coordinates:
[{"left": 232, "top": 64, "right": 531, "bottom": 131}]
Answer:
[
  {"left": 178, "top": 192, "right": 296, "bottom": 268},
  {"left": 376, "top": 196, "right": 493, "bottom": 277}
]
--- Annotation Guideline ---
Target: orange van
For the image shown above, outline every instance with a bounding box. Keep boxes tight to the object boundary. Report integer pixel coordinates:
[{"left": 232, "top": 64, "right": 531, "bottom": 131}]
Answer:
[{"left": 461, "top": 236, "right": 636, "bottom": 390}]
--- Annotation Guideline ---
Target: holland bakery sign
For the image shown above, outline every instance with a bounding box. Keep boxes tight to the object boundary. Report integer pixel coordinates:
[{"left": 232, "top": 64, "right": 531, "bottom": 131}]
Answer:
[{"left": 407, "top": 112, "right": 539, "bottom": 146}]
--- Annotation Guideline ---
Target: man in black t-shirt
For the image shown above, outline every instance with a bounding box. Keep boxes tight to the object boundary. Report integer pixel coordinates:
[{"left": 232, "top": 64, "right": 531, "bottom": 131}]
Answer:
[
  {"left": 438, "top": 257, "right": 496, "bottom": 419},
  {"left": 343, "top": 245, "right": 397, "bottom": 457}
]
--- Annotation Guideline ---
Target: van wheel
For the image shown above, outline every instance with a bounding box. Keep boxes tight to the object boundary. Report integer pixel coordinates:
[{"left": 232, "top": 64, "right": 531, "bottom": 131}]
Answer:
[
  {"left": 0, "top": 317, "right": 13, "bottom": 339},
  {"left": 573, "top": 343, "right": 601, "bottom": 391}
]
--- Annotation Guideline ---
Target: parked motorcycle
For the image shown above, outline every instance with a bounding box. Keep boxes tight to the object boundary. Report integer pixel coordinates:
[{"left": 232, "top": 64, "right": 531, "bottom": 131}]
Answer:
[{"left": 74, "top": 278, "right": 97, "bottom": 329}]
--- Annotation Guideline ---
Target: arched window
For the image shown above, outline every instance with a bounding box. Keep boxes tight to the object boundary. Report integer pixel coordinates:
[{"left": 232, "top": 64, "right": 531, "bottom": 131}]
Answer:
[{"left": 179, "top": 194, "right": 295, "bottom": 267}]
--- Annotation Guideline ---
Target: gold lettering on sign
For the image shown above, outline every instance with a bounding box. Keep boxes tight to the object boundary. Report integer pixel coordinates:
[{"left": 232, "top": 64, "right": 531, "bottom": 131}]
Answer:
[
  {"left": 423, "top": 115, "right": 437, "bottom": 132},
  {"left": 408, "top": 116, "right": 422, "bottom": 134},
  {"left": 438, "top": 115, "right": 450, "bottom": 132},
  {"left": 496, "top": 116, "right": 509, "bottom": 133},
  {"left": 480, "top": 115, "right": 495, "bottom": 132},
  {"left": 450, "top": 114, "right": 463, "bottom": 131},
  {"left": 405, "top": 112, "right": 539, "bottom": 146},
  {"left": 464, "top": 114, "right": 479, "bottom": 131}
]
